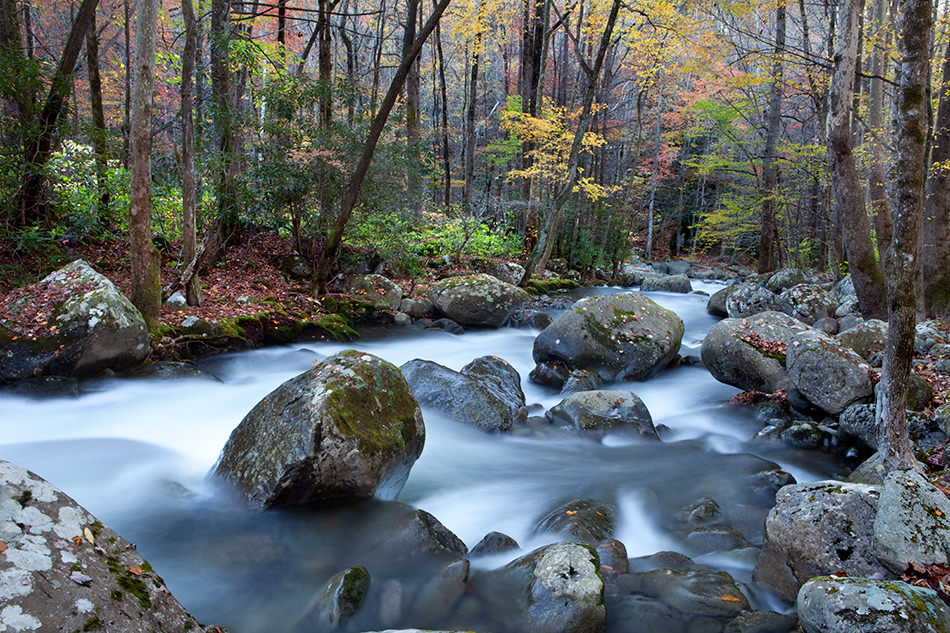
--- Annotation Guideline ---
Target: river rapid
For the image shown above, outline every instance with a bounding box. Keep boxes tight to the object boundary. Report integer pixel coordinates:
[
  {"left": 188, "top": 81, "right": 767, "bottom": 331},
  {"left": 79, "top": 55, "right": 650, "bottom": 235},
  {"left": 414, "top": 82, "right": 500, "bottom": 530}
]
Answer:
[{"left": 0, "top": 283, "right": 847, "bottom": 632}]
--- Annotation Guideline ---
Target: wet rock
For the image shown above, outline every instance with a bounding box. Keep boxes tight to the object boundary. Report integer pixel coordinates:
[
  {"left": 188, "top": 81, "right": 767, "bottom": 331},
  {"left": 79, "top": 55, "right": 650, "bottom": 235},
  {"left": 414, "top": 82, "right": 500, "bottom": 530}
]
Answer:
[
  {"left": 723, "top": 611, "right": 798, "bottom": 633},
  {"left": 627, "top": 551, "right": 700, "bottom": 573},
  {"left": 640, "top": 273, "right": 692, "bottom": 293},
  {"left": 701, "top": 311, "right": 809, "bottom": 393},
  {"left": 532, "top": 292, "right": 684, "bottom": 382},
  {"left": 725, "top": 283, "right": 777, "bottom": 318},
  {"left": 302, "top": 566, "right": 370, "bottom": 630},
  {"left": 529, "top": 360, "right": 571, "bottom": 388},
  {"left": 0, "top": 259, "right": 149, "bottom": 381},
  {"left": 411, "top": 558, "right": 469, "bottom": 624},
  {"left": 836, "top": 319, "right": 888, "bottom": 360},
  {"left": 596, "top": 539, "right": 628, "bottom": 574},
  {"left": 775, "top": 284, "right": 837, "bottom": 325},
  {"left": 676, "top": 497, "right": 721, "bottom": 526},
  {"left": 779, "top": 421, "right": 833, "bottom": 450},
  {"left": 429, "top": 273, "right": 529, "bottom": 327},
  {"left": 120, "top": 360, "right": 216, "bottom": 381},
  {"left": 786, "top": 330, "right": 873, "bottom": 414},
  {"left": 797, "top": 577, "right": 950, "bottom": 633},
  {"left": 382, "top": 509, "right": 468, "bottom": 561},
  {"left": 508, "top": 309, "right": 553, "bottom": 330},
  {"left": 765, "top": 268, "right": 805, "bottom": 293},
  {"left": 707, "top": 285, "right": 738, "bottom": 317},
  {"left": 546, "top": 390, "right": 657, "bottom": 439},
  {"left": 343, "top": 273, "right": 403, "bottom": 310},
  {"left": 873, "top": 469, "right": 950, "bottom": 573},
  {"left": 399, "top": 298, "right": 432, "bottom": 318},
  {"left": 624, "top": 568, "right": 749, "bottom": 620},
  {"left": 535, "top": 499, "right": 616, "bottom": 543},
  {"left": 607, "top": 594, "right": 683, "bottom": 633},
  {"left": 560, "top": 369, "right": 604, "bottom": 394},
  {"left": 0, "top": 375, "right": 80, "bottom": 398},
  {"left": 483, "top": 542, "right": 606, "bottom": 633},
  {"left": 460, "top": 355, "right": 527, "bottom": 422},
  {"left": 212, "top": 350, "right": 425, "bottom": 509},
  {"left": 754, "top": 480, "right": 884, "bottom": 600},
  {"left": 0, "top": 461, "right": 212, "bottom": 632},
  {"left": 685, "top": 527, "right": 749, "bottom": 553},
  {"left": 425, "top": 318, "right": 464, "bottom": 335},
  {"left": 401, "top": 359, "right": 513, "bottom": 432},
  {"left": 469, "top": 531, "right": 519, "bottom": 556}
]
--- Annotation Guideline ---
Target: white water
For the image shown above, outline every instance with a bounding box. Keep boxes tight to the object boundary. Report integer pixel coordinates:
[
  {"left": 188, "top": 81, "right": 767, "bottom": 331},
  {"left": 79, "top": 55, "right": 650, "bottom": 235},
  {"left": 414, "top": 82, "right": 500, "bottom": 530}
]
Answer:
[{"left": 0, "top": 284, "right": 844, "bottom": 632}]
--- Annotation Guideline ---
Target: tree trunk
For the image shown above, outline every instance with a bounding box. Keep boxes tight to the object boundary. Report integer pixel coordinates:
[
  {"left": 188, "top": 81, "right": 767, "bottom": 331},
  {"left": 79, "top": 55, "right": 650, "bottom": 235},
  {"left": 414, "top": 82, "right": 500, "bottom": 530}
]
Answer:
[
  {"left": 17, "top": 0, "right": 99, "bottom": 227},
  {"left": 867, "top": 0, "right": 892, "bottom": 261},
  {"left": 827, "top": 0, "right": 887, "bottom": 318},
  {"left": 462, "top": 0, "right": 486, "bottom": 214},
  {"left": 86, "top": 12, "right": 110, "bottom": 229},
  {"left": 922, "top": 36, "right": 950, "bottom": 318},
  {"left": 758, "top": 1, "right": 785, "bottom": 274},
  {"left": 519, "top": 0, "right": 622, "bottom": 285},
  {"left": 403, "top": 0, "right": 422, "bottom": 217},
  {"left": 645, "top": 82, "right": 663, "bottom": 262},
  {"left": 129, "top": 0, "right": 161, "bottom": 329},
  {"left": 211, "top": 0, "right": 238, "bottom": 236},
  {"left": 312, "top": 0, "right": 453, "bottom": 293},
  {"left": 433, "top": 0, "right": 451, "bottom": 207},
  {"left": 877, "top": 0, "right": 931, "bottom": 472},
  {"left": 181, "top": 0, "right": 200, "bottom": 306},
  {"left": 123, "top": 0, "right": 131, "bottom": 166},
  {"left": 317, "top": 0, "right": 337, "bottom": 128}
]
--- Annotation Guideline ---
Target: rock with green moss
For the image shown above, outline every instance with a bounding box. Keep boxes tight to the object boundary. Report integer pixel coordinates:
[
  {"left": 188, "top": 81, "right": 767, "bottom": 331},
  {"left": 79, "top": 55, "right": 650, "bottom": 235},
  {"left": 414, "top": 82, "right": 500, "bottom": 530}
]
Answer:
[
  {"left": 212, "top": 350, "right": 425, "bottom": 509},
  {"left": 0, "top": 460, "right": 214, "bottom": 632},
  {"left": 302, "top": 566, "right": 371, "bottom": 630},
  {"left": 701, "top": 311, "right": 810, "bottom": 393},
  {"left": 401, "top": 359, "right": 514, "bottom": 432},
  {"left": 786, "top": 330, "right": 873, "bottom": 414},
  {"left": 797, "top": 577, "right": 950, "bottom": 633},
  {"left": 532, "top": 292, "right": 684, "bottom": 383},
  {"left": 547, "top": 390, "right": 657, "bottom": 439},
  {"left": 481, "top": 542, "right": 606, "bottom": 633},
  {"left": 0, "top": 259, "right": 149, "bottom": 381},
  {"left": 429, "top": 273, "right": 529, "bottom": 327},
  {"left": 836, "top": 319, "right": 888, "bottom": 361},
  {"left": 765, "top": 268, "right": 805, "bottom": 293},
  {"left": 873, "top": 469, "right": 950, "bottom": 574},
  {"left": 343, "top": 274, "right": 403, "bottom": 310},
  {"left": 754, "top": 480, "right": 885, "bottom": 601}
]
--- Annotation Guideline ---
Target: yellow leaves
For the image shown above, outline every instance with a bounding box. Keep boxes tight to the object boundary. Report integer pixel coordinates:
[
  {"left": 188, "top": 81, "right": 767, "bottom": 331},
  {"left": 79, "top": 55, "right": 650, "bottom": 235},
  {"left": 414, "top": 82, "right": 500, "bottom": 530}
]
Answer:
[
  {"left": 83, "top": 527, "right": 95, "bottom": 545},
  {"left": 720, "top": 594, "right": 742, "bottom": 602}
]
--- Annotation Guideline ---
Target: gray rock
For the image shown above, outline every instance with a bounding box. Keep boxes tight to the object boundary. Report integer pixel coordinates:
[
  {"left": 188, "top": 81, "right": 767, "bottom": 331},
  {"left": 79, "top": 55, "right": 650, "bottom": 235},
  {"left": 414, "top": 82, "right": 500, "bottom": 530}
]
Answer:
[
  {"left": 754, "top": 480, "right": 884, "bottom": 600},
  {"left": 469, "top": 531, "right": 519, "bottom": 556},
  {"left": 786, "top": 330, "right": 873, "bottom": 414},
  {"left": 798, "top": 577, "right": 950, "bottom": 633},
  {"left": 508, "top": 309, "right": 553, "bottom": 330},
  {"left": 425, "top": 318, "right": 464, "bottom": 334},
  {"left": 213, "top": 350, "right": 425, "bottom": 509},
  {"left": 836, "top": 319, "right": 888, "bottom": 360},
  {"left": 493, "top": 261, "right": 527, "bottom": 286},
  {"left": 121, "top": 361, "right": 217, "bottom": 381},
  {"left": 303, "top": 566, "right": 370, "bottom": 630},
  {"left": 936, "top": 402, "right": 950, "bottom": 435},
  {"left": 401, "top": 359, "right": 513, "bottom": 432},
  {"left": 623, "top": 568, "right": 749, "bottom": 618},
  {"left": 0, "top": 461, "right": 211, "bottom": 632},
  {"left": 547, "top": 390, "right": 657, "bottom": 439},
  {"left": 829, "top": 274, "right": 856, "bottom": 303},
  {"left": 343, "top": 273, "right": 403, "bottom": 310},
  {"left": 485, "top": 542, "right": 605, "bottom": 633},
  {"left": 930, "top": 343, "right": 950, "bottom": 358},
  {"left": 846, "top": 452, "right": 889, "bottom": 485},
  {"left": 0, "top": 375, "right": 80, "bottom": 398},
  {"left": 532, "top": 292, "right": 684, "bottom": 382},
  {"left": 835, "top": 295, "right": 861, "bottom": 317},
  {"left": 0, "top": 259, "right": 149, "bottom": 381},
  {"left": 838, "top": 315, "right": 864, "bottom": 333},
  {"left": 394, "top": 312, "right": 412, "bottom": 326},
  {"left": 701, "top": 311, "right": 810, "bottom": 393},
  {"left": 665, "top": 261, "right": 691, "bottom": 276},
  {"left": 723, "top": 610, "right": 798, "bottom": 633},
  {"left": 766, "top": 268, "right": 805, "bottom": 293},
  {"left": 460, "top": 355, "right": 526, "bottom": 422},
  {"left": 916, "top": 320, "right": 942, "bottom": 355},
  {"left": 529, "top": 360, "right": 571, "bottom": 388},
  {"left": 776, "top": 284, "right": 837, "bottom": 325},
  {"left": 399, "top": 298, "right": 432, "bottom": 318},
  {"left": 535, "top": 499, "right": 616, "bottom": 543},
  {"left": 596, "top": 539, "right": 628, "bottom": 573},
  {"left": 937, "top": 359, "right": 950, "bottom": 376},
  {"left": 412, "top": 558, "right": 469, "bottom": 624},
  {"left": 606, "top": 594, "right": 683, "bottom": 633},
  {"left": 707, "top": 285, "right": 739, "bottom": 317},
  {"left": 280, "top": 253, "right": 312, "bottom": 279},
  {"left": 838, "top": 404, "right": 945, "bottom": 452},
  {"left": 165, "top": 290, "right": 187, "bottom": 308},
  {"left": 429, "top": 273, "right": 529, "bottom": 327},
  {"left": 561, "top": 369, "right": 604, "bottom": 394},
  {"left": 382, "top": 508, "right": 468, "bottom": 560},
  {"left": 812, "top": 317, "right": 838, "bottom": 335},
  {"left": 726, "top": 283, "right": 778, "bottom": 318},
  {"left": 874, "top": 469, "right": 950, "bottom": 573},
  {"left": 640, "top": 273, "right": 692, "bottom": 293},
  {"left": 685, "top": 527, "right": 749, "bottom": 553}
]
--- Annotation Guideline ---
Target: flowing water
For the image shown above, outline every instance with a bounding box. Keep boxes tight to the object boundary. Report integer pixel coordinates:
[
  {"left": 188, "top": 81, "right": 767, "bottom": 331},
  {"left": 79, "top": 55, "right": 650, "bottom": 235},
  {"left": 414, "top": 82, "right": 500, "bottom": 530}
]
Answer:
[{"left": 0, "top": 283, "right": 846, "bottom": 632}]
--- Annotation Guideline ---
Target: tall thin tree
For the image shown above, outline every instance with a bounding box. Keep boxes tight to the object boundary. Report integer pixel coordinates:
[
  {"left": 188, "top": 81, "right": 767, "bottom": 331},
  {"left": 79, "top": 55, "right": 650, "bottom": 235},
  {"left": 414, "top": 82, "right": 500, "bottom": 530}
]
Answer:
[
  {"left": 181, "top": 0, "right": 201, "bottom": 306},
  {"left": 757, "top": 0, "right": 786, "bottom": 274}
]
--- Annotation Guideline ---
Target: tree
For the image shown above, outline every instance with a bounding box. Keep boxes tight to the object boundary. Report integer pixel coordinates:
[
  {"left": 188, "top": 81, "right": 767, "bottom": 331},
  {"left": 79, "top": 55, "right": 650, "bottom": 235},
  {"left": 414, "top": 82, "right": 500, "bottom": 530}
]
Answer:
[
  {"left": 826, "top": 0, "right": 885, "bottom": 318},
  {"left": 180, "top": 0, "right": 201, "bottom": 306},
  {"left": 922, "top": 36, "right": 950, "bottom": 318},
  {"left": 756, "top": 0, "right": 785, "bottom": 274},
  {"left": 129, "top": 0, "right": 162, "bottom": 328},
  {"left": 875, "top": 0, "right": 931, "bottom": 472}
]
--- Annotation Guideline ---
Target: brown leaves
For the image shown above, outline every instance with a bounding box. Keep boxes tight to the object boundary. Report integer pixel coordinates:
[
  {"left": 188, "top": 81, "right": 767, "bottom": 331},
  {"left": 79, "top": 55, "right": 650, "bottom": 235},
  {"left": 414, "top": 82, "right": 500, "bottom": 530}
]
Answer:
[
  {"left": 727, "top": 390, "right": 787, "bottom": 406},
  {"left": 0, "top": 541, "right": 6, "bottom": 553},
  {"left": 902, "top": 562, "right": 950, "bottom": 605},
  {"left": 128, "top": 565, "right": 143, "bottom": 576}
]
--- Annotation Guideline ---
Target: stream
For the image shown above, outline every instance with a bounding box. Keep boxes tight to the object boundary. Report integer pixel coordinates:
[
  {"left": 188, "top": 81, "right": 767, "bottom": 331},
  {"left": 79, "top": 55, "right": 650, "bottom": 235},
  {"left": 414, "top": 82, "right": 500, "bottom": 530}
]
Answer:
[{"left": 0, "top": 283, "right": 848, "bottom": 632}]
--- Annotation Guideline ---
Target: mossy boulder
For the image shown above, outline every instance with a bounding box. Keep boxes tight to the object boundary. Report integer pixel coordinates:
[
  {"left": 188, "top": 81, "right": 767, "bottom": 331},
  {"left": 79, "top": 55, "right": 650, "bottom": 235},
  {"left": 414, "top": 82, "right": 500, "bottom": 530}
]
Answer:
[
  {"left": 547, "top": 389, "right": 657, "bottom": 439},
  {"left": 836, "top": 319, "right": 888, "bottom": 360},
  {"left": 300, "top": 566, "right": 370, "bottom": 630},
  {"left": 754, "top": 480, "right": 885, "bottom": 601},
  {"left": 0, "top": 259, "right": 149, "bottom": 381},
  {"left": 212, "top": 350, "right": 425, "bottom": 509},
  {"left": 798, "top": 577, "right": 950, "bottom": 633},
  {"left": 701, "top": 311, "right": 810, "bottom": 393},
  {"left": 639, "top": 273, "right": 692, "bottom": 293},
  {"left": 535, "top": 499, "right": 616, "bottom": 544},
  {"left": 0, "top": 461, "right": 213, "bottom": 632},
  {"left": 532, "top": 292, "right": 684, "bottom": 382},
  {"left": 429, "top": 273, "right": 529, "bottom": 327},
  {"left": 873, "top": 470, "right": 950, "bottom": 574},
  {"left": 775, "top": 283, "right": 838, "bottom": 325},
  {"left": 342, "top": 273, "right": 403, "bottom": 310},
  {"left": 706, "top": 285, "right": 738, "bottom": 317},
  {"left": 786, "top": 330, "right": 873, "bottom": 414},
  {"left": 765, "top": 268, "right": 805, "bottom": 293}
]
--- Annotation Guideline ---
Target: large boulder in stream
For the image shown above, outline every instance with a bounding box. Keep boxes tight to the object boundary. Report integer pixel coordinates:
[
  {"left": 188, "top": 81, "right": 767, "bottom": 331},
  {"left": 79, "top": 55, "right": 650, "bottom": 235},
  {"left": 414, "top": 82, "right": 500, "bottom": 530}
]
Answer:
[
  {"left": 0, "top": 460, "right": 213, "bottom": 632},
  {"left": 0, "top": 259, "right": 149, "bottom": 381},
  {"left": 786, "top": 330, "right": 873, "bottom": 414},
  {"left": 213, "top": 350, "right": 425, "bottom": 509},
  {"left": 429, "top": 273, "right": 529, "bottom": 327},
  {"left": 547, "top": 390, "right": 657, "bottom": 439},
  {"left": 775, "top": 284, "right": 837, "bottom": 325},
  {"left": 532, "top": 292, "right": 684, "bottom": 382},
  {"left": 725, "top": 283, "right": 777, "bottom": 318},
  {"left": 701, "top": 311, "right": 810, "bottom": 393},
  {"left": 401, "top": 358, "right": 516, "bottom": 432}
]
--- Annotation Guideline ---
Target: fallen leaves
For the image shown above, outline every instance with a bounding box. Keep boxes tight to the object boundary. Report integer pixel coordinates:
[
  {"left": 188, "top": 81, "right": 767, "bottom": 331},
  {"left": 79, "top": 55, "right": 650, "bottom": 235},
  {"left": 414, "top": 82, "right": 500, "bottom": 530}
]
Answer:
[
  {"left": 903, "top": 562, "right": 950, "bottom": 605},
  {"left": 720, "top": 594, "right": 741, "bottom": 602},
  {"left": 0, "top": 541, "right": 6, "bottom": 553},
  {"left": 128, "top": 565, "right": 143, "bottom": 576}
]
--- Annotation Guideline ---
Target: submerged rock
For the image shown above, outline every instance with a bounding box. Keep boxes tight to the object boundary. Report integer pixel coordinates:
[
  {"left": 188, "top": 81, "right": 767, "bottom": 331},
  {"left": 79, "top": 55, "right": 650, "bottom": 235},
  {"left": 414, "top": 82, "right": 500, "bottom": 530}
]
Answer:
[
  {"left": 535, "top": 499, "right": 616, "bottom": 544},
  {"left": 798, "top": 577, "right": 950, "bottom": 633},
  {"left": 0, "top": 259, "right": 149, "bottom": 381},
  {"left": 429, "top": 273, "right": 529, "bottom": 327},
  {"left": 212, "top": 350, "right": 425, "bottom": 509},
  {"left": 532, "top": 292, "right": 684, "bottom": 382},
  {"left": 302, "top": 566, "right": 371, "bottom": 630},
  {"left": 0, "top": 460, "right": 212, "bottom": 632}
]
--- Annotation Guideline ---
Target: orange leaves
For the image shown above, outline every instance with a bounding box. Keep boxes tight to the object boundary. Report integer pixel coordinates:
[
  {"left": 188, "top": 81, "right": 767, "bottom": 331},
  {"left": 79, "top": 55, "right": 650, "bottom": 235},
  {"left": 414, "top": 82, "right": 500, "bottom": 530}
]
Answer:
[
  {"left": 0, "top": 541, "right": 6, "bottom": 553},
  {"left": 128, "top": 565, "right": 143, "bottom": 576},
  {"left": 720, "top": 594, "right": 741, "bottom": 602}
]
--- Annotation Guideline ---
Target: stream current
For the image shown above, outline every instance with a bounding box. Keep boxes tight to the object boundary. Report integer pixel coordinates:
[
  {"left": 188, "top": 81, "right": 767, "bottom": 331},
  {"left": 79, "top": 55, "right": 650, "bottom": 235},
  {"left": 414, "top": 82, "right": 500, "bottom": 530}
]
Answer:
[{"left": 0, "top": 283, "right": 846, "bottom": 632}]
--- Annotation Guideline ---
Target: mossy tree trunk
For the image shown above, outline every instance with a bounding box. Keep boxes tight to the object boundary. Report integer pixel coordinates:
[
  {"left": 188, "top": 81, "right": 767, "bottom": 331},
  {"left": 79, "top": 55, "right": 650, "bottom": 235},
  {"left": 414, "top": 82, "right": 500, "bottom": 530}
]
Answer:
[
  {"left": 922, "top": 36, "right": 950, "bottom": 319},
  {"left": 181, "top": 0, "right": 201, "bottom": 306}
]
